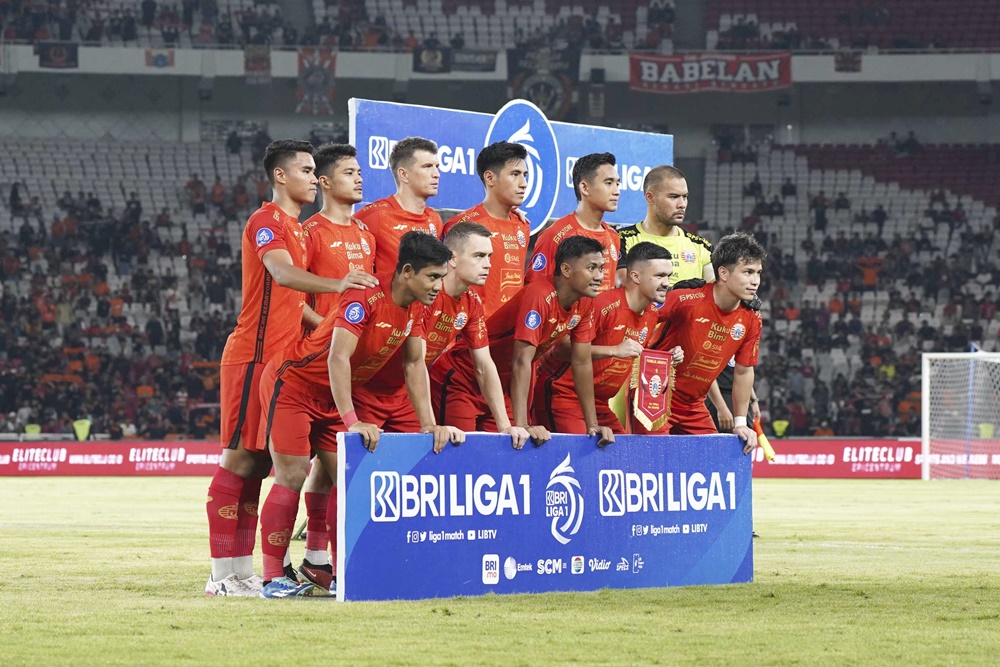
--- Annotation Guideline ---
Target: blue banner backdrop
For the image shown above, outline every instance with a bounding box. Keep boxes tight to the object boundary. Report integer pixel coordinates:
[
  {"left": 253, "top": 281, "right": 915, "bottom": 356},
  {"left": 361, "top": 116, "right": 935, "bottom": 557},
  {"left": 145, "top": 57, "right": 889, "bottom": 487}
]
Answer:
[
  {"left": 348, "top": 98, "right": 674, "bottom": 234},
  {"left": 336, "top": 433, "right": 753, "bottom": 602}
]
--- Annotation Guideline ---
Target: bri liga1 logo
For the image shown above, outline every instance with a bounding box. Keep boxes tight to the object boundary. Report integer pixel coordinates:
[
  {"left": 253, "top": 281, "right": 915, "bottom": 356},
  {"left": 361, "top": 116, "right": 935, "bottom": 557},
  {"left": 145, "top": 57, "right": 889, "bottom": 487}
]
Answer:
[{"left": 485, "top": 100, "right": 560, "bottom": 235}]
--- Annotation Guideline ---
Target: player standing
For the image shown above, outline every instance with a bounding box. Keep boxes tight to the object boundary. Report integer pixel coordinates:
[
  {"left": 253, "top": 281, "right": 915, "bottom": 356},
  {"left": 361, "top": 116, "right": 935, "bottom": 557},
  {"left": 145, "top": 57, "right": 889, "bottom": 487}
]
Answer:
[
  {"left": 254, "top": 231, "right": 464, "bottom": 597},
  {"left": 354, "top": 136, "right": 443, "bottom": 273},
  {"left": 432, "top": 236, "right": 614, "bottom": 445},
  {"left": 442, "top": 141, "right": 531, "bottom": 317},
  {"left": 527, "top": 152, "right": 621, "bottom": 293},
  {"left": 296, "top": 142, "right": 378, "bottom": 592},
  {"left": 534, "top": 242, "right": 683, "bottom": 433},
  {"left": 362, "top": 223, "right": 530, "bottom": 446},
  {"left": 205, "top": 140, "right": 354, "bottom": 597},
  {"left": 637, "top": 232, "right": 765, "bottom": 452}
]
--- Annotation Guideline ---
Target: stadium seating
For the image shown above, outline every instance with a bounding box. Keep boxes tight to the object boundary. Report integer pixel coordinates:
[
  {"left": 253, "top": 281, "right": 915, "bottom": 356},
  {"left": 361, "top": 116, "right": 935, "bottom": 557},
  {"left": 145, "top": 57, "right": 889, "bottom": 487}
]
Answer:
[
  {"left": 706, "top": 0, "right": 1000, "bottom": 51},
  {"left": 704, "top": 139, "right": 1000, "bottom": 435}
]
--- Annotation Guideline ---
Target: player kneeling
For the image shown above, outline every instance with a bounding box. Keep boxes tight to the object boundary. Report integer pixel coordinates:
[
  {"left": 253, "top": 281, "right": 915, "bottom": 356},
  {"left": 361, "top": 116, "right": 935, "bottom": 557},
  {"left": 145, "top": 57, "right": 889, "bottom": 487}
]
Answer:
[
  {"left": 534, "top": 242, "right": 684, "bottom": 433},
  {"left": 252, "top": 232, "right": 463, "bottom": 597}
]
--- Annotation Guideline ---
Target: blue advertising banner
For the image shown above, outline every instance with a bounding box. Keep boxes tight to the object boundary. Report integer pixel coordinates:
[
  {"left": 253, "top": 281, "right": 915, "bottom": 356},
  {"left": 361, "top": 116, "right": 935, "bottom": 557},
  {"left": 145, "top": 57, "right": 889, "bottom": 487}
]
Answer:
[
  {"left": 348, "top": 98, "right": 674, "bottom": 233},
  {"left": 336, "top": 433, "right": 753, "bottom": 602}
]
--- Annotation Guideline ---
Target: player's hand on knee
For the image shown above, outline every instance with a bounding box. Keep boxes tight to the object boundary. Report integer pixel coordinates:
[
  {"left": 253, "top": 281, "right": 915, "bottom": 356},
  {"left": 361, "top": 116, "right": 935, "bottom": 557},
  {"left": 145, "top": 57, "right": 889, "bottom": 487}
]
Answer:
[
  {"left": 588, "top": 425, "right": 615, "bottom": 447},
  {"left": 350, "top": 422, "right": 382, "bottom": 452},
  {"left": 717, "top": 406, "right": 734, "bottom": 431},
  {"left": 502, "top": 425, "right": 531, "bottom": 450},
  {"left": 734, "top": 425, "right": 758, "bottom": 455},
  {"left": 526, "top": 425, "right": 551, "bottom": 446}
]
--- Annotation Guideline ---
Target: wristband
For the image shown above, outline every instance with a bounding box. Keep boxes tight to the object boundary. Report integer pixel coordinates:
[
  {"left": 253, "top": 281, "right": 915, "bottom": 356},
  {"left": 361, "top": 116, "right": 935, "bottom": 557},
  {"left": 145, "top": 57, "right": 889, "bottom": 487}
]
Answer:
[
  {"left": 734, "top": 416, "right": 748, "bottom": 428},
  {"left": 342, "top": 410, "right": 359, "bottom": 428}
]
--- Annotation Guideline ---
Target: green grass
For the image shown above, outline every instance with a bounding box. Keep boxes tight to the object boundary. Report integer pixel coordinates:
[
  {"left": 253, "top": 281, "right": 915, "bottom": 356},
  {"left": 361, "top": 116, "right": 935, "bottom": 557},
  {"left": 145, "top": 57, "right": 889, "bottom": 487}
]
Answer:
[{"left": 1, "top": 478, "right": 998, "bottom": 666}]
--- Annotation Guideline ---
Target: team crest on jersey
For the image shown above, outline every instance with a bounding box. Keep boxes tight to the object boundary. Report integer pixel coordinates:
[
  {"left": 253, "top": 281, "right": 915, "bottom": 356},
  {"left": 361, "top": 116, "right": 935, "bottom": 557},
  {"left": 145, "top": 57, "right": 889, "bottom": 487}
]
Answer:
[
  {"left": 531, "top": 253, "right": 546, "bottom": 271},
  {"left": 516, "top": 230, "right": 527, "bottom": 247},
  {"left": 681, "top": 249, "right": 697, "bottom": 264},
  {"left": 525, "top": 310, "right": 542, "bottom": 330},
  {"left": 429, "top": 222, "right": 437, "bottom": 237},
  {"left": 648, "top": 374, "right": 662, "bottom": 399},
  {"left": 453, "top": 311, "right": 468, "bottom": 331},
  {"left": 256, "top": 228, "right": 275, "bottom": 247},
  {"left": 404, "top": 319, "right": 413, "bottom": 336},
  {"left": 638, "top": 327, "right": 649, "bottom": 344},
  {"left": 345, "top": 302, "right": 365, "bottom": 324},
  {"left": 360, "top": 238, "right": 371, "bottom": 255},
  {"left": 730, "top": 322, "right": 746, "bottom": 340},
  {"left": 609, "top": 245, "right": 618, "bottom": 261},
  {"left": 567, "top": 314, "right": 581, "bottom": 329}
]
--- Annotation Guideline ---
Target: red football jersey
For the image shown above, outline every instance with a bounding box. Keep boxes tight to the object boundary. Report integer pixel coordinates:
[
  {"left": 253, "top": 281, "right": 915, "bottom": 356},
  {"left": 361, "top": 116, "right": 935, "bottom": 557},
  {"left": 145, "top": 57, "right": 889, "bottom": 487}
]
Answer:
[
  {"left": 526, "top": 213, "right": 620, "bottom": 293},
  {"left": 303, "top": 214, "right": 376, "bottom": 317},
  {"left": 354, "top": 195, "right": 443, "bottom": 274},
  {"left": 221, "top": 203, "right": 309, "bottom": 366},
  {"left": 652, "top": 283, "right": 761, "bottom": 404},
  {"left": 274, "top": 276, "right": 423, "bottom": 400},
  {"left": 539, "top": 287, "right": 660, "bottom": 401},
  {"left": 367, "top": 287, "right": 489, "bottom": 392},
  {"left": 443, "top": 204, "right": 530, "bottom": 317},
  {"left": 439, "top": 276, "right": 595, "bottom": 391}
]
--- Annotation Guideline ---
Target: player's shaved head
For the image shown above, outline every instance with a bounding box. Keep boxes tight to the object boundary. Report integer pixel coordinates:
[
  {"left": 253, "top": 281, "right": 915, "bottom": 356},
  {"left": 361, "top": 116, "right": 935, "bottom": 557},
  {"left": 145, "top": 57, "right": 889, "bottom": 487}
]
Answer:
[
  {"left": 572, "top": 152, "right": 616, "bottom": 201},
  {"left": 625, "top": 241, "right": 672, "bottom": 271},
  {"left": 642, "top": 165, "right": 686, "bottom": 193},
  {"left": 263, "top": 139, "right": 314, "bottom": 185},
  {"left": 390, "top": 137, "right": 438, "bottom": 177},
  {"left": 555, "top": 235, "right": 604, "bottom": 270},
  {"left": 396, "top": 230, "right": 453, "bottom": 275},
  {"left": 476, "top": 142, "right": 528, "bottom": 184},
  {"left": 712, "top": 232, "right": 767, "bottom": 279},
  {"left": 313, "top": 143, "right": 357, "bottom": 177},
  {"left": 443, "top": 222, "right": 492, "bottom": 252}
]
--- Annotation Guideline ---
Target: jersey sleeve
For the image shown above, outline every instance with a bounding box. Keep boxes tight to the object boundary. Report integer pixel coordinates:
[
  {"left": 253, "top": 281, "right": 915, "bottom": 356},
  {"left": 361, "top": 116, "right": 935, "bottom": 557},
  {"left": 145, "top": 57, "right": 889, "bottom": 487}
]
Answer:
[
  {"left": 513, "top": 283, "right": 554, "bottom": 347},
  {"left": 734, "top": 316, "right": 761, "bottom": 367},
  {"left": 697, "top": 243, "right": 713, "bottom": 271},
  {"left": 569, "top": 301, "right": 595, "bottom": 344},
  {"left": 526, "top": 228, "right": 556, "bottom": 284},
  {"left": 617, "top": 231, "right": 630, "bottom": 270},
  {"left": 353, "top": 205, "right": 380, "bottom": 239},
  {"left": 656, "top": 289, "right": 683, "bottom": 322},
  {"left": 248, "top": 211, "right": 289, "bottom": 260},
  {"left": 465, "top": 293, "right": 489, "bottom": 350},
  {"left": 333, "top": 288, "right": 376, "bottom": 338}
]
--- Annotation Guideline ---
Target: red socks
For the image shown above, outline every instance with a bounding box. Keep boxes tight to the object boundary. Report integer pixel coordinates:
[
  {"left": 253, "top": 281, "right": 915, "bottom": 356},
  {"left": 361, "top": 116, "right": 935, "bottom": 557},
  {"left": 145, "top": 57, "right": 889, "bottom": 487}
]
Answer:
[
  {"left": 234, "top": 476, "right": 262, "bottom": 558},
  {"left": 206, "top": 468, "right": 244, "bottom": 558},
  {"left": 304, "top": 492, "right": 329, "bottom": 553},
  {"left": 260, "top": 484, "right": 300, "bottom": 581},
  {"left": 326, "top": 490, "right": 339, "bottom": 574}
]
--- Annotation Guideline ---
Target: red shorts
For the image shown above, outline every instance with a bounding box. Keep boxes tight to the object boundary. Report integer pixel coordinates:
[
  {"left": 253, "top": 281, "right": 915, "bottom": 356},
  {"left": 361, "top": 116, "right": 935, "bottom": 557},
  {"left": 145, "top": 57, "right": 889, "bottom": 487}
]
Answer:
[
  {"left": 533, "top": 377, "right": 625, "bottom": 434},
  {"left": 354, "top": 384, "right": 422, "bottom": 433},
  {"left": 257, "top": 362, "right": 341, "bottom": 456},
  {"left": 220, "top": 361, "right": 265, "bottom": 450},
  {"left": 430, "top": 362, "right": 511, "bottom": 432},
  {"left": 630, "top": 395, "right": 718, "bottom": 435}
]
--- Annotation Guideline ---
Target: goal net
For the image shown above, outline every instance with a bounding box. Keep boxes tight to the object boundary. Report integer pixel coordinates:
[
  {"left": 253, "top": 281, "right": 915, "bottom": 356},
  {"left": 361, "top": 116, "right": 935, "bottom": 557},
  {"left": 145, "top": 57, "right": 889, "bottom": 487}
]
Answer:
[{"left": 922, "top": 352, "right": 1000, "bottom": 480}]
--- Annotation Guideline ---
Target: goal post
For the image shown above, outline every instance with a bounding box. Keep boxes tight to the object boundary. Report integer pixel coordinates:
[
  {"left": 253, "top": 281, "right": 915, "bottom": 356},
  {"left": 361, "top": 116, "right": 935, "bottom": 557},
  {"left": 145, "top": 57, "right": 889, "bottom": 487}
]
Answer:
[{"left": 921, "top": 352, "right": 1000, "bottom": 480}]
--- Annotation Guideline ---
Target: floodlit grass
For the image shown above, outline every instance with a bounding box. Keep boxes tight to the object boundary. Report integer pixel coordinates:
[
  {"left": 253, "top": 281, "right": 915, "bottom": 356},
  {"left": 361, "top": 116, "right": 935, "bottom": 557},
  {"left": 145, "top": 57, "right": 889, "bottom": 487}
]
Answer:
[{"left": 1, "top": 477, "right": 998, "bottom": 666}]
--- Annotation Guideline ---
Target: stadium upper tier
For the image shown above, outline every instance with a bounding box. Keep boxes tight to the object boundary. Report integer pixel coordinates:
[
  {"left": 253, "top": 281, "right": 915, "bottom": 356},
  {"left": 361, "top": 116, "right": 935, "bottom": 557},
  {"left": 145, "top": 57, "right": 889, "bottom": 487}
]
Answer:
[{"left": 707, "top": 0, "right": 1000, "bottom": 50}]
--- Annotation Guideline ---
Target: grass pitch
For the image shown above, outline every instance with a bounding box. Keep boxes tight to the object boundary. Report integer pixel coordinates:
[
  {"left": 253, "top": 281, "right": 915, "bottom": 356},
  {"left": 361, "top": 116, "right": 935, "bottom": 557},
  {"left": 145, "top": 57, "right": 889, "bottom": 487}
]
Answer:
[{"left": 1, "top": 477, "right": 997, "bottom": 666}]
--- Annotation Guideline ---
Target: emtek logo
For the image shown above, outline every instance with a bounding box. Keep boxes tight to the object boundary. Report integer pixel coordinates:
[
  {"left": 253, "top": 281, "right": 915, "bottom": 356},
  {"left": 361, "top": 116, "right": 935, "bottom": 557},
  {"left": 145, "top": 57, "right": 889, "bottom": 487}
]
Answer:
[
  {"left": 485, "top": 100, "right": 559, "bottom": 234},
  {"left": 368, "top": 136, "right": 395, "bottom": 169},
  {"left": 482, "top": 554, "right": 500, "bottom": 585}
]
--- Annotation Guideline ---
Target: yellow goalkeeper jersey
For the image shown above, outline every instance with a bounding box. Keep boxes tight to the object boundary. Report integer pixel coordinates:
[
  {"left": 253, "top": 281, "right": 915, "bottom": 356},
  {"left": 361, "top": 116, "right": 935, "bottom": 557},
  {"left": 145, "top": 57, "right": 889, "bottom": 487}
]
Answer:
[{"left": 616, "top": 222, "right": 713, "bottom": 284}]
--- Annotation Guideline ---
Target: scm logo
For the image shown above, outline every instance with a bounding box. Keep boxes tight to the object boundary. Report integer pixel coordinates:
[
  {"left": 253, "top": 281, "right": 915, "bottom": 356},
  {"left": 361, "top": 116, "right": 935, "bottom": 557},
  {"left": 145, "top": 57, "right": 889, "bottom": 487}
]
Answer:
[{"left": 537, "top": 558, "right": 566, "bottom": 574}]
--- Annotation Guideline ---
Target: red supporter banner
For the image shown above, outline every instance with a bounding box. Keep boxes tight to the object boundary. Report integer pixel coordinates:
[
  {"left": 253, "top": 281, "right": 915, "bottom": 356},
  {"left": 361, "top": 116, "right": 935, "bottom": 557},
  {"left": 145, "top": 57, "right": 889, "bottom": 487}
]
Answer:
[
  {"left": 629, "top": 52, "right": 792, "bottom": 94},
  {"left": 751, "top": 438, "right": 922, "bottom": 479},
  {"left": 926, "top": 439, "right": 1000, "bottom": 480},
  {"left": 0, "top": 441, "right": 221, "bottom": 476}
]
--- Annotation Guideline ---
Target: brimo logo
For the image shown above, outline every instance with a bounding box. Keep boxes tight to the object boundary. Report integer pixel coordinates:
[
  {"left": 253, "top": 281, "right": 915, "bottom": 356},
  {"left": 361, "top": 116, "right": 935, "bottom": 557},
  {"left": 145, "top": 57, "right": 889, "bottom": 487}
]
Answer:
[{"left": 485, "top": 100, "right": 559, "bottom": 234}]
